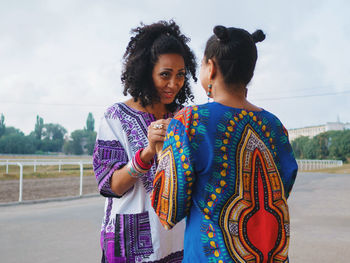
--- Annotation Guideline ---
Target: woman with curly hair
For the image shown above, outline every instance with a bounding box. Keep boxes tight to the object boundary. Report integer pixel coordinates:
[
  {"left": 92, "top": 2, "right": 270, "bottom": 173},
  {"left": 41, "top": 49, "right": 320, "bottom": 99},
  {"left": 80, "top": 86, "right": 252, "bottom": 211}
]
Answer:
[
  {"left": 151, "top": 25, "right": 298, "bottom": 262},
  {"left": 93, "top": 20, "right": 197, "bottom": 263}
]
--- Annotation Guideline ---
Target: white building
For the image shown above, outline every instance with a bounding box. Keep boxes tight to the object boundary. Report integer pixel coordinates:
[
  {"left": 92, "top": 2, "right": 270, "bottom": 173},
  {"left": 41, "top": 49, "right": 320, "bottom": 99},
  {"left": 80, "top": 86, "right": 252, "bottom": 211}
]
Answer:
[{"left": 288, "top": 121, "right": 350, "bottom": 141}]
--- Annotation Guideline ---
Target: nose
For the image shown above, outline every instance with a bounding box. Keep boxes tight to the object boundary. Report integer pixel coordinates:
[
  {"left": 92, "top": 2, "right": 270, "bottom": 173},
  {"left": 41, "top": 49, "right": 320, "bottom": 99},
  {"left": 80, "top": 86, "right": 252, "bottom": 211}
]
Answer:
[{"left": 168, "top": 76, "right": 179, "bottom": 89}]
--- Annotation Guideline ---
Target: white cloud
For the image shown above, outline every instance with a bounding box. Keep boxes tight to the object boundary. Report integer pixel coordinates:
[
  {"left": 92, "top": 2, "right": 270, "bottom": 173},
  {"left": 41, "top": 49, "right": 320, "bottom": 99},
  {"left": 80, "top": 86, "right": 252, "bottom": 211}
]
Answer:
[{"left": 0, "top": 0, "right": 349, "bottom": 135}]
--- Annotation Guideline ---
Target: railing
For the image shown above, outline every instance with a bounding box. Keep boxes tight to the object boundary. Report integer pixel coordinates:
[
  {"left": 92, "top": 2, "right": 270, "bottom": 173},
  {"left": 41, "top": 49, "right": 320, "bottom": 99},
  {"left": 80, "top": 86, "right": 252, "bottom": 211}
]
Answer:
[
  {"left": 296, "top": 159, "right": 343, "bottom": 171},
  {"left": 0, "top": 158, "right": 91, "bottom": 173},
  {"left": 0, "top": 158, "right": 344, "bottom": 202},
  {"left": 0, "top": 159, "right": 92, "bottom": 202}
]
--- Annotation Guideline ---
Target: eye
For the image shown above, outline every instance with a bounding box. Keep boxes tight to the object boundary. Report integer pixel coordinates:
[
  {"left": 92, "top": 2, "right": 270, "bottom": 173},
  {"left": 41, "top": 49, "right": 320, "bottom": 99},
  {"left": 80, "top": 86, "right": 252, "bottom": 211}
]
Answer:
[
  {"left": 176, "top": 72, "right": 186, "bottom": 78},
  {"left": 160, "top": 71, "right": 170, "bottom": 78}
]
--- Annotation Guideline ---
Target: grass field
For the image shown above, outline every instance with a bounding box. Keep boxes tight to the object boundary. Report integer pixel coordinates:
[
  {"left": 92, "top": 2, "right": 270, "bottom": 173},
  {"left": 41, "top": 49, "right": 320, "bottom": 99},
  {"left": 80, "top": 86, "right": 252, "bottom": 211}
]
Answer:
[
  {"left": 302, "top": 163, "right": 350, "bottom": 174},
  {"left": 0, "top": 155, "right": 93, "bottom": 180}
]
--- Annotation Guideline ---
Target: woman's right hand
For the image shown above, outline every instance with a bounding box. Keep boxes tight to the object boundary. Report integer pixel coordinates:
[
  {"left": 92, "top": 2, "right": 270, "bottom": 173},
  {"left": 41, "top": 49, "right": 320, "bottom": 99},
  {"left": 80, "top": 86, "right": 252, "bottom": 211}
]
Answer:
[
  {"left": 148, "top": 118, "right": 171, "bottom": 152},
  {"left": 141, "top": 118, "right": 171, "bottom": 163}
]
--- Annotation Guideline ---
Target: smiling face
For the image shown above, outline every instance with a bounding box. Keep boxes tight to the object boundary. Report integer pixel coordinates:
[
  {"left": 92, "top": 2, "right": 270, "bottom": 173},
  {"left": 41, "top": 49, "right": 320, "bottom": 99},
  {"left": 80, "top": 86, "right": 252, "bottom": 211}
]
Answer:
[{"left": 152, "top": 53, "right": 186, "bottom": 105}]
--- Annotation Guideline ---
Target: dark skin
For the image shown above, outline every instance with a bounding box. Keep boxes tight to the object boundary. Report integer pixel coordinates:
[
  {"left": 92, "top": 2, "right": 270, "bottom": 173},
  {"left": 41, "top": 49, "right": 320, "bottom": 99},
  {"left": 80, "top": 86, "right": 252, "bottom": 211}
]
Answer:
[
  {"left": 110, "top": 53, "right": 185, "bottom": 196},
  {"left": 200, "top": 57, "right": 262, "bottom": 112}
]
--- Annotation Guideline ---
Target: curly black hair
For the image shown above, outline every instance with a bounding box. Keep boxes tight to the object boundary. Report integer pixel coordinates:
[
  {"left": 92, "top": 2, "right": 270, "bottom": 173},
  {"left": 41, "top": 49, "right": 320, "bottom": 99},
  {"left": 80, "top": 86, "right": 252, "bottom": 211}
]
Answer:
[{"left": 121, "top": 20, "right": 197, "bottom": 112}]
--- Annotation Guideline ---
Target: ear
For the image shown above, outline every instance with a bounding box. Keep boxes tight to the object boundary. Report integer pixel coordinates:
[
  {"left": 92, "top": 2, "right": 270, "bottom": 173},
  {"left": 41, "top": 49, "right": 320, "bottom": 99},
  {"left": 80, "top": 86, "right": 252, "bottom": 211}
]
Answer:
[{"left": 207, "top": 59, "right": 217, "bottom": 81}]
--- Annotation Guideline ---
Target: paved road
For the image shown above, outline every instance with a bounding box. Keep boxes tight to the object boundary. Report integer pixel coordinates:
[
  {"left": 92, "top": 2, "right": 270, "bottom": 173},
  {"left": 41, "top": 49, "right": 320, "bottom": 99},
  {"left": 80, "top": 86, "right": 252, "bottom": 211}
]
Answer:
[
  {"left": 0, "top": 172, "right": 349, "bottom": 262},
  {"left": 0, "top": 196, "right": 105, "bottom": 263},
  {"left": 288, "top": 172, "right": 350, "bottom": 262}
]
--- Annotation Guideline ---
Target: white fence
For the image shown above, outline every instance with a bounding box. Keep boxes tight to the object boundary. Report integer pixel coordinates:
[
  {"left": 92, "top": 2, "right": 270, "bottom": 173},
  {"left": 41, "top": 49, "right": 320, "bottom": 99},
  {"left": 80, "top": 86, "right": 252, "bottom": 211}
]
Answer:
[
  {"left": 0, "top": 158, "right": 344, "bottom": 202},
  {"left": 0, "top": 159, "right": 92, "bottom": 202},
  {"left": 296, "top": 159, "right": 343, "bottom": 171}
]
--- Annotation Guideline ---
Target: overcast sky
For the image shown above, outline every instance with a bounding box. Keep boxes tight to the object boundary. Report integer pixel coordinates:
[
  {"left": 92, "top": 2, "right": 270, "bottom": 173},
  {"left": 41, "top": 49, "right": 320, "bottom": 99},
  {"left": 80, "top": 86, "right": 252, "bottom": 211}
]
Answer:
[{"left": 1, "top": 0, "right": 349, "bottom": 135}]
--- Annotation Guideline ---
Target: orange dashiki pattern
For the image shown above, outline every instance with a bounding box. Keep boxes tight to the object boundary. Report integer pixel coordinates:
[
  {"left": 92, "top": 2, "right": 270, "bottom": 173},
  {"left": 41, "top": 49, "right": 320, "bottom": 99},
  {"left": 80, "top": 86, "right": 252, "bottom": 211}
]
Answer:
[{"left": 151, "top": 102, "right": 298, "bottom": 263}]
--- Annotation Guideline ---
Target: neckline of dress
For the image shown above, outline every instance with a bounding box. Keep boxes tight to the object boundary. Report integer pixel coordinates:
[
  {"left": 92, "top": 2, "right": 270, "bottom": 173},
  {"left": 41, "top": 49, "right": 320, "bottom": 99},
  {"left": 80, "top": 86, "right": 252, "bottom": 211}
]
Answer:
[
  {"left": 211, "top": 101, "right": 265, "bottom": 113},
  {"left": 119, "top": 102, "right": 173, "bottom": 119}
]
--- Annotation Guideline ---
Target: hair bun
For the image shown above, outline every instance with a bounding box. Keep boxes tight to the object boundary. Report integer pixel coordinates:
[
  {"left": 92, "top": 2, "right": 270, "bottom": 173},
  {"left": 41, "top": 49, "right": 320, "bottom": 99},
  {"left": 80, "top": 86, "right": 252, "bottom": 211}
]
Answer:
[
  {"left": 214, "top": 25, "right": 229, "bottom": 43},
  {"left": 251, "top": 30, "right": 265, "bottom": 43}
]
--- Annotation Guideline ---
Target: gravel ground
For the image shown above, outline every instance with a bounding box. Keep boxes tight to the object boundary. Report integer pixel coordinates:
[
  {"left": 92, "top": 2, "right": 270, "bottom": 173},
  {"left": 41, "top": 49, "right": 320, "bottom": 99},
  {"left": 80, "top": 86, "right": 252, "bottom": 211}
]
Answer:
[{"left": 0, "top": 176, "right": 99, "bottom": 203}]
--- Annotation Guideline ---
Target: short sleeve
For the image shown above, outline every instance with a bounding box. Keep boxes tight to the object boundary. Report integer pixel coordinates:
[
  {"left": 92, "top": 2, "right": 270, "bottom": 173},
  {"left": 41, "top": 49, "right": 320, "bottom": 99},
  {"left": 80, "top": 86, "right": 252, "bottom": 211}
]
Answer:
[
  {"left": 93, "top": 115, "right": 129, "bottom": 198},
  {"left": 151, "top": 107, "right": 195, "bottom": 229}
]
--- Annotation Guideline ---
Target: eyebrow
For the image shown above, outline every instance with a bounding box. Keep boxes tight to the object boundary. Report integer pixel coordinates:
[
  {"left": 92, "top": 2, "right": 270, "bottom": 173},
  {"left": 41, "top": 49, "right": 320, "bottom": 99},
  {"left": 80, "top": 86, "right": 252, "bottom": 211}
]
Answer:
[{"left": 161, "top": 67, "right": 186, "bottom": 72}]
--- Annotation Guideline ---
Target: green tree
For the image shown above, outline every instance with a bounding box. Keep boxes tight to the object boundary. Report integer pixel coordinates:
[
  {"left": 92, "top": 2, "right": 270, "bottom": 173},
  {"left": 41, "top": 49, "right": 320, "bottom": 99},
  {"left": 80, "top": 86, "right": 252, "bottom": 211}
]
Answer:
[
  {"left": 328, "top": 130, "right": 350, "bottom": 161},
  {"left": 304, "top": 138, "right": 317, "bottom": 159},
  {"left": 0, "top": 113, "right": 5, "bottom": 137},
  {"left": 4, "top": 126, "right": 23, "bottom": 136},
  {"left": 86, "top": 112, "right": 95, "bottom": 132},
  {"left": 291, "top": 136, "right": 310, "bottom": 159},
  {"left": 313, "top": 133, "right": 330, "bottom": 159},
  {"left": 0, "top": 133, "right": 36, "bottom": 154},
  {"left": 34, "top": 115, "right": 44, "bottom": 140},
  {"left": 63, "top": 129, "right": 96, "bottom": 155},
  {"left": 291, "top": 130, "right": 350, "bottom": 162},
  {"left": 63, "top": 139, "right": 74, "bottom": 155},
  {"left": 42, "top": 123, "right": 67, "bottom": 141},
  {"left": 41, "top": 123, "right": 67, "bottom": 152},
  {"left": 84, "top": 130, "right": 97, "bottom": 155},
  {"left": 70, "top": 129, "right": 85, "bottom": 155}
]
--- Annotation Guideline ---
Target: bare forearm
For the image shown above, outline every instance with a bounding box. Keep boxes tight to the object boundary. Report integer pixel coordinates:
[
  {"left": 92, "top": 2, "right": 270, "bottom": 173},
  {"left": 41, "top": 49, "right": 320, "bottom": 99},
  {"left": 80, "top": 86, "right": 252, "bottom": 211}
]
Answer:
[
  {"left": 110, "top": 165, "right": 138, "bottom": 196},
  {"left": 111, "top": 146, "right": 156, "bottom": 196},
  {"left": 110, "top": 117, "right": 169, "bottom": 196}
]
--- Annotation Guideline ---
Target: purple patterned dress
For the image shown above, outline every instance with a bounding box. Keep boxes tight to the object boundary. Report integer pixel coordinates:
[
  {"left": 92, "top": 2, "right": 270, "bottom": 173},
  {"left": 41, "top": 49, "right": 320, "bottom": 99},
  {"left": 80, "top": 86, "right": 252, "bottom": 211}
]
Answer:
[{"left": 93, "top": 103, "right": 185, "bottom": 263}]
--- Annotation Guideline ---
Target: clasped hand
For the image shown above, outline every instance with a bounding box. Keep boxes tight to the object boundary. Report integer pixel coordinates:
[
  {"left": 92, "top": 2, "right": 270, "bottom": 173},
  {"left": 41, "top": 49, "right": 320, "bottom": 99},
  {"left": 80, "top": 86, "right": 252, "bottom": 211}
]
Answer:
[{"left": 147, "top": 118, "right": 171, "bottom": 155}]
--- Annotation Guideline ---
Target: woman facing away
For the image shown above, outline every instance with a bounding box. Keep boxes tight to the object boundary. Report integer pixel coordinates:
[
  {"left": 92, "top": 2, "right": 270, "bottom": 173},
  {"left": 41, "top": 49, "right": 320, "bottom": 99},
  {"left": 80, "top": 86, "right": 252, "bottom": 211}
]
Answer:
[
  {"left": 151, "top": 25, "right": 298, "bottom": 263},
  {"left": 93, "top": 20, "right": 197, "bottom": 263}
]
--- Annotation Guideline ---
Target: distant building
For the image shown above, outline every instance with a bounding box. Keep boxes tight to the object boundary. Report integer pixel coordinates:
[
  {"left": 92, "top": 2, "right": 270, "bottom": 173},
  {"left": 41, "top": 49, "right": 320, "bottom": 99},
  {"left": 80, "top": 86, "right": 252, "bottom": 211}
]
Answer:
[{"left": 288, "top": 121, "right": 350, "bottom": 141}]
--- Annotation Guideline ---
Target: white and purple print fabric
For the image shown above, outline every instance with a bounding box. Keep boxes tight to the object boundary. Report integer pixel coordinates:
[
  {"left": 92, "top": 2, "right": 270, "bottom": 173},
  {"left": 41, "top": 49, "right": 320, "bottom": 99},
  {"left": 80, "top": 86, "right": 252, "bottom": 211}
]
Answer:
[{"left": 93, "top": 103, "right": 185, "bottom": 263}]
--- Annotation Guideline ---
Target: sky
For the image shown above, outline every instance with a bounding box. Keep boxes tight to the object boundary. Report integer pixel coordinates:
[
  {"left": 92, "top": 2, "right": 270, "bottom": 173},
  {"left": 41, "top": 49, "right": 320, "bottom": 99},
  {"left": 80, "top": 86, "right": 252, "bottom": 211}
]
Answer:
[{"left": 1, "top": 0, "right": 349, "bottom": 135}]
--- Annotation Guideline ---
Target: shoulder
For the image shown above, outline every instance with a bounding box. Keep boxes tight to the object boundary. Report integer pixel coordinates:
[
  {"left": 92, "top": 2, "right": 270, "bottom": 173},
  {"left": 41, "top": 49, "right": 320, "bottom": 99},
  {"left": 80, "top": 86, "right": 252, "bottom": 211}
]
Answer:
[
  {"left": 174, "top": 105, "right": 194, "bottom": 123},
  {"left": 261, "top": 110, "right": 289, "bottom": 138},
  {"left": 104, "top": 102, "right": 140, "bottom": 120},
  {"left": 170, "top": 104, "right": 210, "bottom": 140},
  {"left": 173, "top": 103, "right": 210, "bottom": 121},
  {"left": 104, "top": 102, "right": 122, "bottom": 119}
]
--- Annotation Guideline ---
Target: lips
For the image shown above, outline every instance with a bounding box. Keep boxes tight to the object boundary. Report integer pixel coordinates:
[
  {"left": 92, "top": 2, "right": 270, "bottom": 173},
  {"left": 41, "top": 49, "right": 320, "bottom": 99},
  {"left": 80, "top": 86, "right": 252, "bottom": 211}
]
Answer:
[{"left": 163, "top": 91, "right": 175, "bottom": 99}]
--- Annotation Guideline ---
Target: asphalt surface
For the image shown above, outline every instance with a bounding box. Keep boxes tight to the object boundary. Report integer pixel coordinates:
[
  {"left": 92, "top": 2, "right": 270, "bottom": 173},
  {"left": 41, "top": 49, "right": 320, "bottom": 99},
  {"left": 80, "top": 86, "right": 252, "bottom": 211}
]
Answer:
[
  {"left": 0, "top": 172, "right": 349, "bottom": 262},
  {"left": 288, "top": 172, "right": 350, "bottom": 262},
  {"left": 0, "top": 195, "right": 105, "bottom": 263}
]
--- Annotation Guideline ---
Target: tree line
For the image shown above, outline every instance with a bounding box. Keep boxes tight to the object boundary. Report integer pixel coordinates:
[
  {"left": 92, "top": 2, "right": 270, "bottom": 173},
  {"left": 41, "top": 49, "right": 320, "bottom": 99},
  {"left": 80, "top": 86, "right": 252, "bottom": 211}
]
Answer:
[
  {"left": 291, "top": 130, "right": 350, "bottom": 162},
  {"left": 0, "top": 113, "right": 97, "bottom": 155},
  {"left": 1, "top": 111, "right": 349, "bottom": 161}
]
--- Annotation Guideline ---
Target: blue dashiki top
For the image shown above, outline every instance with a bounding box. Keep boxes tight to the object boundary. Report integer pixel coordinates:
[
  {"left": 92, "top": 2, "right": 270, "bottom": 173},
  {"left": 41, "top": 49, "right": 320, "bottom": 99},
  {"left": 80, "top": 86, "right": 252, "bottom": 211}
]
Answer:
[{"left": 151, "top": 102, "right": 298, "bottom": 263}]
